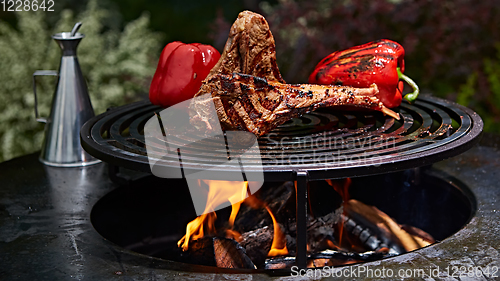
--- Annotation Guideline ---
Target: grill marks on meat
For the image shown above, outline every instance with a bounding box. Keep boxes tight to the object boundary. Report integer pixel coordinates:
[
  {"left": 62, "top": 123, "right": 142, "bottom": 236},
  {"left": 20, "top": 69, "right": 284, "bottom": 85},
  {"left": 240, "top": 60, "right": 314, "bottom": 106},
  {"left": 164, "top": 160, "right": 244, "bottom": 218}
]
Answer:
[
  {"left": 189, "top": 11, "right": 399, "bottom": 136},
  {"left": 196, "top": 73, "right": 396, "bottom": 136}
]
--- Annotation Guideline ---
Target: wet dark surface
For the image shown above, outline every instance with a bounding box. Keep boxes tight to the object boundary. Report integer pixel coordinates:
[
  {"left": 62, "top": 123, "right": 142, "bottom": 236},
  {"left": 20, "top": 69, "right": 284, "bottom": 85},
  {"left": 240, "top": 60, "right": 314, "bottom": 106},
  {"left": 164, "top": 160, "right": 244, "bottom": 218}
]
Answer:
[{"left": 1, "top": 134, "right": 499, "bottom": 280}]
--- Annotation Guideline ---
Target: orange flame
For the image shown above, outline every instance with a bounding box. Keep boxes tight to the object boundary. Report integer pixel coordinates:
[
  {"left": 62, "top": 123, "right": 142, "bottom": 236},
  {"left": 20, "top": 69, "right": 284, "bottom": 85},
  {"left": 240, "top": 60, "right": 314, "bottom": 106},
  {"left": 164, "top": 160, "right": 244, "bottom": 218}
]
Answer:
[
  {"left": 228, "top": 200, "right": 242, "bottom": 227},
  {"left": 177, "top": 212, "right": 217, "bottom": 250},
  {"left": 266, "top": 205, "right": 289, "bottom": 257},
  {"left": 225, "top": 200, "right": 243, "bottom": 242},
  {"left": 242, "top": 194, "right": 288, "bottom": 257},
  {"left": 326, "top": 178, "right": 351, "bottom": 202},
  {"left": 326, "top": 178, "right": 352, "bottom": 248},
  {"left": 177, "top": 180, "right": 249, "bottom": 251},
  {"left": 326, "top": 239, "right": 341, "bottom": 250}
]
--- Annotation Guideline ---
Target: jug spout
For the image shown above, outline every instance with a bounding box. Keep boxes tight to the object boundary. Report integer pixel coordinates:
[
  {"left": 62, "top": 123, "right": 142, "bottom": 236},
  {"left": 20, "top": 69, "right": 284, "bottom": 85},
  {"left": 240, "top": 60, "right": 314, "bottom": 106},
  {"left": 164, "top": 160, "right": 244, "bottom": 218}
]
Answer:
[{"left": 34, "top": 23, "right": 100, "bottom": 167}]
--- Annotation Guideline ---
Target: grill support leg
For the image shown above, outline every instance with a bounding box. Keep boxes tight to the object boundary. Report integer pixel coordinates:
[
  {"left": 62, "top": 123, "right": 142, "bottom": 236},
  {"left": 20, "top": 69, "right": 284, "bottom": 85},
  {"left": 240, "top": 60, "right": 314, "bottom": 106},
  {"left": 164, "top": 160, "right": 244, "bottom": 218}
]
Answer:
[
  {"left": 108, "top": 164, "right": 148, "bottom": 186},
  {"left": 295, "top": 171, "right": 309, "bottom": 268}
]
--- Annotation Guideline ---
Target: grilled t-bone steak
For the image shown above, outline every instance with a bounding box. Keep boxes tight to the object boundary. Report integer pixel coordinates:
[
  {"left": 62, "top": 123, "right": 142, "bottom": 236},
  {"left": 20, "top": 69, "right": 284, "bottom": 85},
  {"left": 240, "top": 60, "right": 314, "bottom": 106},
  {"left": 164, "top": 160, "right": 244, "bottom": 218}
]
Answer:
[{"left": 189, "top": 11, "right": 399, "bottom": 136}]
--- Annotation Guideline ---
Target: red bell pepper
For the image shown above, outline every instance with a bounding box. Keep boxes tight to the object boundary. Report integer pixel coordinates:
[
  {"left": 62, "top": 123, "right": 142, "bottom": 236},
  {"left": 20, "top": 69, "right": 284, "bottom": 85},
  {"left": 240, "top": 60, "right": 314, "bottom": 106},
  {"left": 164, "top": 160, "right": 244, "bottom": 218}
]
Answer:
[
  {"left": 149, "top": 41, "right": 221, "bottom": 107},
  {"left": 308, "top": 39, "right": 419, "bottom": 108}
]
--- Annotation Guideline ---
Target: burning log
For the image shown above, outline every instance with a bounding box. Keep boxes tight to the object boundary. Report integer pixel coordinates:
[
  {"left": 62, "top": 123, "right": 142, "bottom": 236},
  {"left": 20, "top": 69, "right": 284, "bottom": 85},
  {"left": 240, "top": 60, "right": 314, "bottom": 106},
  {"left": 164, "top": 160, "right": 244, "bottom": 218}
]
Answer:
[
  {"left": 238, "top": 208, "right": 292, "bottom": 266},
  {"left": 239, "top": 210, "right": 343, "bottom": 267},
  {"left": 233, "top": 181, "right": 295, "bottom": 232},
  {"left": 401, "top": 224, "right": 436, "bottom": 244},
  {"left": 181, "top": 237, "right": 216, "bottom": 267},
  {"left": 238, "top": 197, "right": 435, "bottom": 269},
  {"left": 180, "top": 237, "right": 256, "bottom": 269},
  {"left": 240, "top": 225, "right": 275, "bottom": 267},
  {"left": 213, "top": 237, "right": 256, "bottom": 269},
  {"left": 175, "top": 177, "right": 434, "bottom": 269},
  {"left": 343, "top": 199, "right": 434, "bottom": 253}
]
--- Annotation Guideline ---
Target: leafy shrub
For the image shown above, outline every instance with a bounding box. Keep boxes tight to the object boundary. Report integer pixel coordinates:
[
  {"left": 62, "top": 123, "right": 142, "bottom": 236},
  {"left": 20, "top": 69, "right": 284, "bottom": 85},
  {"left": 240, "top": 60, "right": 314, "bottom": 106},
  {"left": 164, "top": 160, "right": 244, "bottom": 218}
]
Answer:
[
  {"left": 457, "top": 45, "right": 500, "bottom": 133},
  {"left": 0, "top": 0, "right": 163, "bottom": 162}
]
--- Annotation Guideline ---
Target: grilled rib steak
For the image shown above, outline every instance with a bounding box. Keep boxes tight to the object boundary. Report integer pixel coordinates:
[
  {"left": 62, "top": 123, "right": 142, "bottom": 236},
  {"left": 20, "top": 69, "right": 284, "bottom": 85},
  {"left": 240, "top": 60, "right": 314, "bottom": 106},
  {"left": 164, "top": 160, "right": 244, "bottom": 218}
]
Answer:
[
  {"left": 189, "top": 11, "right": 399, "bottom": 136},
  {"left": 191, "top": 73, "right": 397, "bottom": 136}
]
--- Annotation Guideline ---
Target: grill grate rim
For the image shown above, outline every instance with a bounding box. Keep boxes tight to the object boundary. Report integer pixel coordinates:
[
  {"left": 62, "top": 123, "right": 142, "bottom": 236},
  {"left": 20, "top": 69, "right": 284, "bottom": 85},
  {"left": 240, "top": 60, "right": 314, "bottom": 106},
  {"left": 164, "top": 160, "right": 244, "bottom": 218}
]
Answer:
[{"left": 80, "top": 96, "right": 483, "bottom": 181}]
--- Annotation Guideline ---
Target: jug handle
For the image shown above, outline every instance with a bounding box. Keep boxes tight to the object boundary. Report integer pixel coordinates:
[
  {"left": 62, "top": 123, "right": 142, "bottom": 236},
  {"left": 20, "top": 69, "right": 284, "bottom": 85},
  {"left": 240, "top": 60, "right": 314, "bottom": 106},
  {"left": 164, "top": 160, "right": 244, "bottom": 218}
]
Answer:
[{"left": 33, "top": 70, "right": 58, "bottom": 123}]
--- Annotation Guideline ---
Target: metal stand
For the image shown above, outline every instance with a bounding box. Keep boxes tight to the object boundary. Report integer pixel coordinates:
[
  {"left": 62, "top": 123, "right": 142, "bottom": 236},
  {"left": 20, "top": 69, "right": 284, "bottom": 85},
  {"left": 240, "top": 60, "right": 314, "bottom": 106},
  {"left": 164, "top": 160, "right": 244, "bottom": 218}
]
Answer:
[
  {"left": 108, "top": 164, "right": 149, "bottom": 186},
  {"left": 295, "top": 171, "right": 309, "bottom": 268}
]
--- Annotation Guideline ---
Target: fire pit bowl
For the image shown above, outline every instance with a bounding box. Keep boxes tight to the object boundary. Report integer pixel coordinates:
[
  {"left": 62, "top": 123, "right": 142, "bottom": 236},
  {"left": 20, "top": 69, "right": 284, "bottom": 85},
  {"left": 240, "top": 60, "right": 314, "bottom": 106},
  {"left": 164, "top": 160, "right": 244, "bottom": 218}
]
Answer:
[{"left": 90, "top": 166, "right": 475, "bottom": 272}]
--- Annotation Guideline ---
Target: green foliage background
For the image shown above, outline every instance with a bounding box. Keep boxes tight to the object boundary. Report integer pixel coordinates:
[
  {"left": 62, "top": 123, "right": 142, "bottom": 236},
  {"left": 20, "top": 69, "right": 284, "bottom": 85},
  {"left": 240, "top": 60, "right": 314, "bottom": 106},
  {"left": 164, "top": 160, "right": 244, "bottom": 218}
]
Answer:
[
  {"left": 458, "top": 45, "right": 500, "bottom": 133},
  {"left": 0, "top": 0, "right": 163, "bottom": 162}
]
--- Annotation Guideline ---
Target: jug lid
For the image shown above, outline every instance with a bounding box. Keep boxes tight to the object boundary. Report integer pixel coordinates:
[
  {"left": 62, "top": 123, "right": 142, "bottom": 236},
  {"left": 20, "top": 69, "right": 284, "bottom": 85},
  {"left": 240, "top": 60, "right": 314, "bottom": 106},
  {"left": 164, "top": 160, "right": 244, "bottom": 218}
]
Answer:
[
  {"left": 52, "top": 32, "right": 85, "bottom": 40},
  {"left": 52, "top": 22, "right": 84, "bottom": 40}
]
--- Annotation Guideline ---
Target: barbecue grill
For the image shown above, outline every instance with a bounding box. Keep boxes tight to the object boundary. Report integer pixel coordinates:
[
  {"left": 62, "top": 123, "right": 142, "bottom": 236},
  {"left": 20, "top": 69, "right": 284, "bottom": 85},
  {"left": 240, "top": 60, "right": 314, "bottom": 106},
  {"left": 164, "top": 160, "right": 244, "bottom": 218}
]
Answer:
[
  {"left": 81, "top": 96, "right": 482, "bottom": 180},
  {"left": 80, "top": 95, "right": 482, "bottom": 269},
  {"left": 2, "top": 94, "right": 499, "bottom": 279}
]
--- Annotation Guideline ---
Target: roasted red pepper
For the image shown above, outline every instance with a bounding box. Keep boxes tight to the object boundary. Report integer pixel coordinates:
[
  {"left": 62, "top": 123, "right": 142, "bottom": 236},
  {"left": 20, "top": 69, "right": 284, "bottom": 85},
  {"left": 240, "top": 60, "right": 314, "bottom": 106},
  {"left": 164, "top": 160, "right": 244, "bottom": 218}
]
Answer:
[
  {"left": 308, "top": 39, "right": 419, "bottom": 108},
  {"left": 149, "top": 41, "right": 220, "bottom": 107}
]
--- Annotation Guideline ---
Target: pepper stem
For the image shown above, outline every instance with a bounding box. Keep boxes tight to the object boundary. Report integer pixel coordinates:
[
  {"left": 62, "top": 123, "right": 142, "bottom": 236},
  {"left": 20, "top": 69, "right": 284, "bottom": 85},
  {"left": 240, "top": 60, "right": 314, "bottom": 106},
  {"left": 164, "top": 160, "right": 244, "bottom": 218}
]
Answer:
[{"left": 397, "top": 67, "right": 419, "bottom": 103}]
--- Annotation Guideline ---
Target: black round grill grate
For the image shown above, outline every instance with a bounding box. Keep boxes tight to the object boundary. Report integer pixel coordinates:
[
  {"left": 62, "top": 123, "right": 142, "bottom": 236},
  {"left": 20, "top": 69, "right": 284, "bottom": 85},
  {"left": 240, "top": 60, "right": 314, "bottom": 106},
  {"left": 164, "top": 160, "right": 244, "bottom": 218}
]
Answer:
[{"left": 81, "top": 96, "right": 483, "bottom": 181}]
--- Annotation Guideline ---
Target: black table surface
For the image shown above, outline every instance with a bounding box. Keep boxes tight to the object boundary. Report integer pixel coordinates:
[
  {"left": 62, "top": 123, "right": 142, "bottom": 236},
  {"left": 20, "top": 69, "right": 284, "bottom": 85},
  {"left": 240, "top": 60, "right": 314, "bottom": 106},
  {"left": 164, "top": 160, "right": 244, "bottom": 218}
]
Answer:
[{"left": 1, "top": 135, "right": 500, "bottom": 280}]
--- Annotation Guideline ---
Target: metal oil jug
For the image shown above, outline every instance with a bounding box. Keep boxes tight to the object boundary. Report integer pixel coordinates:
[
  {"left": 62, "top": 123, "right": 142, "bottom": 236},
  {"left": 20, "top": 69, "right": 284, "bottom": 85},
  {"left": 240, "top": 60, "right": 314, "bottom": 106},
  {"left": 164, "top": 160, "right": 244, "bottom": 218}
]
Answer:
[{"left": 33, "top": 23, "right": 100, "bottom": 167}]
